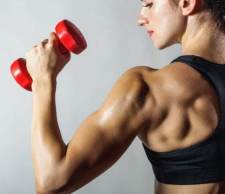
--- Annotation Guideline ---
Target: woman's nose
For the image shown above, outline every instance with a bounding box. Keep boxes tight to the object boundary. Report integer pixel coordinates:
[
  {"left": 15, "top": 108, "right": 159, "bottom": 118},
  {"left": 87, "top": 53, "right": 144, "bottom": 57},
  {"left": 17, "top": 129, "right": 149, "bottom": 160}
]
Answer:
[{"left": 137, "top": 14, "right": 149, "bottom": 26}]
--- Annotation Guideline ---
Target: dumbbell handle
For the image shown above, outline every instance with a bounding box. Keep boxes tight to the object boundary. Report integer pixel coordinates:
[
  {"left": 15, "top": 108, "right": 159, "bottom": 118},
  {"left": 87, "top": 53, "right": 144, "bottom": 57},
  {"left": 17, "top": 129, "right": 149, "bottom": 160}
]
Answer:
[{"left": 10, "top": 19, "right": 87, "bottom": 92}]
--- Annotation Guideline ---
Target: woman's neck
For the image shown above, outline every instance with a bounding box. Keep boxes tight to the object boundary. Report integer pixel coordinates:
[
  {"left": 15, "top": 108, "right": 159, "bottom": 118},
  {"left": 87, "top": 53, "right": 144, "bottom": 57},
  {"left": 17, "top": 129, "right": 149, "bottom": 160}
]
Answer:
[{"left": 180, "top": 14, "right": 225, "bottom": 64}]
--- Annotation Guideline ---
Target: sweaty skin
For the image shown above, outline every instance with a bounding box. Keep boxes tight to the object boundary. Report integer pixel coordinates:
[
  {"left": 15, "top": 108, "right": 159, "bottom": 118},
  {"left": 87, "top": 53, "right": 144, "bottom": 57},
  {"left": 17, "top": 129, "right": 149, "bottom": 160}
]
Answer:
[
  {"left": 26, "top": 0, "right": 225, "bottom": 193},
  {"left": 137, "top": 0, "right": 225, "bottom": 192},
  {"left": 137, "top": 63, "right": 225, "bottom": 194},
  {"left": 28, "top": 42, "right": 225, "bottom": 194},
  {"left": 27, "top": 35, "right": 155, "bottom": 193}
]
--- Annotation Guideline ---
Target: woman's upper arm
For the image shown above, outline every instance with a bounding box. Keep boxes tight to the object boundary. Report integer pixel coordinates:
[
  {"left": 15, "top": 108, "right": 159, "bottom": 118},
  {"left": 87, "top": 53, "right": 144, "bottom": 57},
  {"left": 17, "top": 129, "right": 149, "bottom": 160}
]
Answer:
[{"left": 55, "top": 67, "right": 152, "bottom": 193}]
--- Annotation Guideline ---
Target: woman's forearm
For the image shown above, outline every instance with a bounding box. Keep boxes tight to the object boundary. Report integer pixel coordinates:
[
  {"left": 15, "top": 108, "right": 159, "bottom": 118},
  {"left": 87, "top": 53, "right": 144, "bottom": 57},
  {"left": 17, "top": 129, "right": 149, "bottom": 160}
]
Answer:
[{"left": 31, "top": 77, "right": 67, "bottom": 191}]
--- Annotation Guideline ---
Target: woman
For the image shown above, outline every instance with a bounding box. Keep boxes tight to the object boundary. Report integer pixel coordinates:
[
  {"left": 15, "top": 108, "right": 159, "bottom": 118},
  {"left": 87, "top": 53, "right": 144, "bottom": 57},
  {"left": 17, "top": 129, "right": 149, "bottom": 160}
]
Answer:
[
  {"left": 26, "top": 0, "right": 225, "bottom": 194},
  {"left": 138, "top": 0, "right": 225, "bottom": 193}
]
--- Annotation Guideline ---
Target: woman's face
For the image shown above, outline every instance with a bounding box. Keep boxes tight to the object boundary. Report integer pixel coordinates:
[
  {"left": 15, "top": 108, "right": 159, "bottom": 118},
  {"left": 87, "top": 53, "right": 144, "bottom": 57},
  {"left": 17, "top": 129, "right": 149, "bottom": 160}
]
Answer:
[{"left": 138, "top": 0, "right": 186, "bottom": 49}]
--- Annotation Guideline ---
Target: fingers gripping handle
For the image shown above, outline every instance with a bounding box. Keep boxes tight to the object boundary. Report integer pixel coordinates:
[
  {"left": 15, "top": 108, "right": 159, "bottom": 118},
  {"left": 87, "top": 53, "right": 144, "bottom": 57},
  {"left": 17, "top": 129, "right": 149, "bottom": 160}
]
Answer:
[{"left": 10, "top": 19, "right": 87, "bottom": 91}]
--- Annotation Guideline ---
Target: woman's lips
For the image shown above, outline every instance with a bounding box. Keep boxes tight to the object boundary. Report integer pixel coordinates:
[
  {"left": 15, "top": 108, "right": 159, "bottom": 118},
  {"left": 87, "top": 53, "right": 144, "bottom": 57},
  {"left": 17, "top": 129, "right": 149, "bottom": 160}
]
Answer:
[{"left": 147, "top": 30, "right": 154, "bottom": 37}]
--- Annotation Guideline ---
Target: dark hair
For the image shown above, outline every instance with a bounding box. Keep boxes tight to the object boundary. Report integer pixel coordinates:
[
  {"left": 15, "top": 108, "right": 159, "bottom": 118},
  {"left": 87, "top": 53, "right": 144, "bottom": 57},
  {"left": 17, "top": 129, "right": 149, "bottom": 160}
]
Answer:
[
  {"left": 172, "top": 0, "right": 225, "bottom": 34},
  {"left": 204, "top": 0, "right": 225, "bottom": 33}
]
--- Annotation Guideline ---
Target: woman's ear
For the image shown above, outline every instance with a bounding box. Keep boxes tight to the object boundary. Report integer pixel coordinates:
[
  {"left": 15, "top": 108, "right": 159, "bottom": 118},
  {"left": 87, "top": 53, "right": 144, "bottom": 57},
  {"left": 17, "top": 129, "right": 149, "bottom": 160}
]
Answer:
[{"left": 179, "top": 0, "right": 203, "bottom": 16}]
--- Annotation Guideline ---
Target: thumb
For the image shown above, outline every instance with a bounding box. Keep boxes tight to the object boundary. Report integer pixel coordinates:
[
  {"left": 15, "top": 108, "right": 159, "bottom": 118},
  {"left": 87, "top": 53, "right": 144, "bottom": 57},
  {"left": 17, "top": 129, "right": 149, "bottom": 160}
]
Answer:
[{"left": 49, "top": 32, "right": 71, "bottom": 62}]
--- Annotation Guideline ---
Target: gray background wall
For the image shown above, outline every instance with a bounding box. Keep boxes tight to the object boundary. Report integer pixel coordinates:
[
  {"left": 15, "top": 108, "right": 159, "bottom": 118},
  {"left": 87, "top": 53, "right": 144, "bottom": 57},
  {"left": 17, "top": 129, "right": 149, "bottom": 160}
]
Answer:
[{"left": 0, "top": 0, "right": 180, "bottom": 193}]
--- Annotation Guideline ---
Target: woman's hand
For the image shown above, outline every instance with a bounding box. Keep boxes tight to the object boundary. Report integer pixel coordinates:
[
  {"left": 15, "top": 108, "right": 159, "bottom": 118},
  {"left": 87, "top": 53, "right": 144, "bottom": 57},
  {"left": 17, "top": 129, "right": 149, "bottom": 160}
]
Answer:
[{"left": 25, "top": 32, "right": 71, "bottom": 82}]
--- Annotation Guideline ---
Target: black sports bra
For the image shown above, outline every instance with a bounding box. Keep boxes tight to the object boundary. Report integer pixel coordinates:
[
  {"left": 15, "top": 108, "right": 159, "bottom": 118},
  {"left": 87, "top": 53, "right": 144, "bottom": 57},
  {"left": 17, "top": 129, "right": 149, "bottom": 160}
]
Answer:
[{"left": 142, "top": 55, "right": 225, "bottom": 184}]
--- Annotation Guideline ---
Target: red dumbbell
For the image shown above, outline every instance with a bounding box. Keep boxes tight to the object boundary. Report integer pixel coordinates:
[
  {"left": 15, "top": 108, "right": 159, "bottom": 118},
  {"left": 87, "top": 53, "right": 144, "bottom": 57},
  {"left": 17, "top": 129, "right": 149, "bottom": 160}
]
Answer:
[{"left": 10, "top": 19, "right": 87, "bottom": 91}]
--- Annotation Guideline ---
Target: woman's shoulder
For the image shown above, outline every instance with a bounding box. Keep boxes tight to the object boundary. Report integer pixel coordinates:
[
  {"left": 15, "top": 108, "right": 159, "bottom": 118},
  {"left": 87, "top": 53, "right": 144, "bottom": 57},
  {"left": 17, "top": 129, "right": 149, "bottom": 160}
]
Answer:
[{"left": 156, "top": 61, "right": 206, "bottom": 103}]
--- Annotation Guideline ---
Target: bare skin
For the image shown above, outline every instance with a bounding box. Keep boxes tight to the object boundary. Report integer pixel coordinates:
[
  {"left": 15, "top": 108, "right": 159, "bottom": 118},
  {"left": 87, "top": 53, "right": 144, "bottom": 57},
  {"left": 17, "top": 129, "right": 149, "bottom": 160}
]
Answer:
[
  {"left": 26, "top": 0, "right": 225, "bottom": 193},
  {"left": 29, "top": 49, "right": 225, "bottom": 194},
  {"left": 137, "top": 62, "right": 225, "bottom": 194},
  {"left": 154, "top": 179, "right": 225, "bottom": 194},
  {"left": 137, "top": 0, "right": 225, "bottom": 192}
]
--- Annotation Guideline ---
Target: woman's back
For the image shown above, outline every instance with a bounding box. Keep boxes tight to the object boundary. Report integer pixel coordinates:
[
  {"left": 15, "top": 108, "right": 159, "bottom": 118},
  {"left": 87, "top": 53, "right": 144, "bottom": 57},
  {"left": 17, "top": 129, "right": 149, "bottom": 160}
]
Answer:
[
  {"left": 154, "top": 179, "right": 225, "bottom": 194},
  {"left": 137, "top": 55, "right": 225, "bottom": 194}
]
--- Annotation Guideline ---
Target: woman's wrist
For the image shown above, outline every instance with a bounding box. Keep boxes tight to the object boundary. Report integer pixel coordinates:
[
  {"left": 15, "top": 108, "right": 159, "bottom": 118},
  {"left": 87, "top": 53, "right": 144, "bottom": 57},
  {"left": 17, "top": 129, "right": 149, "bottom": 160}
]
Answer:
[{"left": 31, "top": 75, "right": 57, "bottom": 92}]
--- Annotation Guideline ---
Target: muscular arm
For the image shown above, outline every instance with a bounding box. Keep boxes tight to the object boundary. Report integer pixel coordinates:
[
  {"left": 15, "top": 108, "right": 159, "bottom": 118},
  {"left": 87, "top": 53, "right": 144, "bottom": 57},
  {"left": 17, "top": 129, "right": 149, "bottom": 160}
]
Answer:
[{"left": 32, "top": 67, "right": 152, "bottom": 194}]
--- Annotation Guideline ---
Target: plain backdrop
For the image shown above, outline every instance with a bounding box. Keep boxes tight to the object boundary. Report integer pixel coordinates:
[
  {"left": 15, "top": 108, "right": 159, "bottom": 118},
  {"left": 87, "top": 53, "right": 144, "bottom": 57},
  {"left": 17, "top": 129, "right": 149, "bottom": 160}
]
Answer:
[{"left": 0, "top": 0, "right": 181, "bottom": 193}]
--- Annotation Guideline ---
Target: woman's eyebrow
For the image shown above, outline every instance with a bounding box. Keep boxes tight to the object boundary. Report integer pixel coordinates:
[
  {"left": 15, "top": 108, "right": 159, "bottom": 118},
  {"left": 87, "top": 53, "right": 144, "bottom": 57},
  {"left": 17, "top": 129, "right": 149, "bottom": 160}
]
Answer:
[
  {"left": 140, "top": 0, "right": 151, "bottom": 5},
  {"left": 140, "top": 0, "right": 149, "bottom": 3}
]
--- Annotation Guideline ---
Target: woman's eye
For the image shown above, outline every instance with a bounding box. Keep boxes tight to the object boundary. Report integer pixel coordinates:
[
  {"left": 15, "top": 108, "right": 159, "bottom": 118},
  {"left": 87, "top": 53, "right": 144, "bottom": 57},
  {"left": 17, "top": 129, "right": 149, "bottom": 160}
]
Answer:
[{"left": 143, "top": 2, "right": 153, "bottom": 8}]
